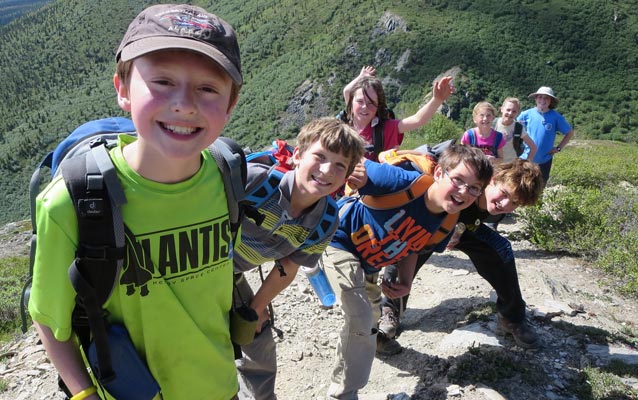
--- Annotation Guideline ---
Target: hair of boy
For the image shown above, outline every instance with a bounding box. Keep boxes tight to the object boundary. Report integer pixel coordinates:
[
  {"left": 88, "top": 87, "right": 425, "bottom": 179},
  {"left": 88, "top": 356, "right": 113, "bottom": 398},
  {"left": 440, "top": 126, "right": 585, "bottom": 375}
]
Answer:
[
  {"left": 345, "top": 76, "right": 389, "bottom": 122},
  {"left": 295, "top": 118, "right": 365, "bottom": 176},
  {"left": 438, "top": 144, "right": 493, "bottom": 189},
  {"left": 472, "top": 101, "right": 497, "bottom": 117},
  {"left": 501, "top": 97, "right": 521, "bottom": 111},
  {"left": 493, "top": 159, "right": 543, "bottom": 206},
  {"left": 115, "top": 4, "right": 242, "bottom": 106}
]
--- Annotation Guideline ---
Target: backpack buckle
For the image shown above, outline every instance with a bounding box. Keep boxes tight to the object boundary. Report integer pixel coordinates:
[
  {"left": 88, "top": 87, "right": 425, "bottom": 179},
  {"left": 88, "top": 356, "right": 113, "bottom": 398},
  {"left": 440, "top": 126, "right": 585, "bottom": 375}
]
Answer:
[
  {"left": 77, "top": 244, "right": 117, "bottom": 261},
  {"left": 88, "top": 136, "right": 108, "bottom": 148}
]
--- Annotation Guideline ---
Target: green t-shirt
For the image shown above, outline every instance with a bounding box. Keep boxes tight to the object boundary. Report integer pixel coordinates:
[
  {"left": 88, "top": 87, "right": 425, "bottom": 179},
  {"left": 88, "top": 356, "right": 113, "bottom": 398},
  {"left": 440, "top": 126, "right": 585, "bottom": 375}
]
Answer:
[{"left": 29, "top": 135, "right": 238, "bottom": 399}]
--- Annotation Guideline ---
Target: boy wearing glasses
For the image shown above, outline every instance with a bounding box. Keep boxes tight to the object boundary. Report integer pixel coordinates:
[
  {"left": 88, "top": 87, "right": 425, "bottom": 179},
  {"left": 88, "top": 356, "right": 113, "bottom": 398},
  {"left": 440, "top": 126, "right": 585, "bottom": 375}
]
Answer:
[
  {"left": 379, "top": 159, "right": 544, "bottom": 352},
  {"left": 322, "top": 145, "right": 492, "bottom": 399}
]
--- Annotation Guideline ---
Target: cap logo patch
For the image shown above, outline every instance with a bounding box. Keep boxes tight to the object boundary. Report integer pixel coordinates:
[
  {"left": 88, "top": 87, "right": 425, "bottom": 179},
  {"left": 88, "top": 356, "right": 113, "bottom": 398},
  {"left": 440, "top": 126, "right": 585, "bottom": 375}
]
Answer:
[{"left": 160, "top": 10, "right": 225, "bottom": 40}]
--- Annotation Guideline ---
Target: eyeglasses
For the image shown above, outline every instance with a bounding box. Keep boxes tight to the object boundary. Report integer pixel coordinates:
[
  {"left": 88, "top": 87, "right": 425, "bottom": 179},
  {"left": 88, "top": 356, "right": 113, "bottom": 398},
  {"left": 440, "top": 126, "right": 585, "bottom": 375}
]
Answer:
[{"left": 444, "top": 170, "right": 483, "bottom": 197}]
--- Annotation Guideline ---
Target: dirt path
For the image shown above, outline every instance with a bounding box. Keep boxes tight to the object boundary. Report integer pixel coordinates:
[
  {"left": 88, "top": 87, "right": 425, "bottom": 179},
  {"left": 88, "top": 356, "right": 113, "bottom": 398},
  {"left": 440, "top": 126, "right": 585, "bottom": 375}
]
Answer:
[{"left": 2, "top": 217, "right": 638, "bottom": 399}]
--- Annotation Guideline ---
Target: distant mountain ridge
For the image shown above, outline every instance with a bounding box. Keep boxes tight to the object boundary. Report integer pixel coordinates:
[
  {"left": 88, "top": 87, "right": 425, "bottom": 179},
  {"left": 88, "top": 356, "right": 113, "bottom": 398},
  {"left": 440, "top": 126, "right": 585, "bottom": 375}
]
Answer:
[
  {"left": 1, "top": 0, "right": 637, "bottom": 224},
  {"left": 0, "top": 0, "right": 51, "bottom": 25}
]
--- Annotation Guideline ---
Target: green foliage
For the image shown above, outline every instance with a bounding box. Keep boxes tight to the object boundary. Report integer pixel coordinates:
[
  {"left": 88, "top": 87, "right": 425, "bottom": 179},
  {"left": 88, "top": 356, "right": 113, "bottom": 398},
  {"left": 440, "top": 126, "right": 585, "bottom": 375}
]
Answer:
[
  {"left": 463, "top": 302, "right": 497, "bottom": 324},
  {"left": 518, "top": 141, "right": 638, "bottom": 298},
  {"left": 550, "top": 141, "right": 638, "bottom": 188},
  {"left": 401, "top": 113, "right": 462, "bottom": 150},
  {"left": 449, "top": 346, "right": 545, "bottom": 387},
  {"left": 572, "top": 365, "right": 638, "bottom": 400},
  {"left": 1, "top": 0, "right": 638, "bottom": 225},
  {"left": 0, "top": 256, "right": 29, "bottom": 335},
  {"left": 0, "top": 0, "right": 51, "bottom": 25}
]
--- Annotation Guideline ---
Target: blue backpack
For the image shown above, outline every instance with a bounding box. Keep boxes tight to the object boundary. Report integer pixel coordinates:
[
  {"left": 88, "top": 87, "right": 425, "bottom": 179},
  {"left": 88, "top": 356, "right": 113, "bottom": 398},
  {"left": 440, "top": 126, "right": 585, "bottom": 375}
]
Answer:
[
  {"left": 20, "top": 117, "right": 248, "bottom": 389},
  {"left": 244, "top": 140, "right": 338, "bottom": 250}
]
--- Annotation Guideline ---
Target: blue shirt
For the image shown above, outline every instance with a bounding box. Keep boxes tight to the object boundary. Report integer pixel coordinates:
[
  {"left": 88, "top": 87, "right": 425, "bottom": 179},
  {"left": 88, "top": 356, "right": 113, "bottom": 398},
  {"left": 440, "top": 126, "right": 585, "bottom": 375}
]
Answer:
[
  {"left": 518, "top": 108, "right": 571, "bottom": 164},
  {"left": 331, "top": 160, "right": 450, "bottom": 274}
]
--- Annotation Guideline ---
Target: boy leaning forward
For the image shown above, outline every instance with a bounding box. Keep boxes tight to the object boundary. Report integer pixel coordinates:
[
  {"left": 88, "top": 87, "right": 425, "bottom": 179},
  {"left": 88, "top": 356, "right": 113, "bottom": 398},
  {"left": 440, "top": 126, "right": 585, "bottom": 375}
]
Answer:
[
  {"left": 233, "top": 118, "right": 364, "bottom": 400},
  {"left": 323, "top": 145, "right": 493, "bottom": 399}
]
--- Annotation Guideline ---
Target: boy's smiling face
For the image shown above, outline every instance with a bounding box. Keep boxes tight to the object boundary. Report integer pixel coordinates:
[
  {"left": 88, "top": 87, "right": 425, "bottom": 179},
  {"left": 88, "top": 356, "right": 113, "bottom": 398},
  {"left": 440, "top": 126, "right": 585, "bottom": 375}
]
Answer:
[
  {"left": 534, "top": 94, "right": 552, "bottom": 113},
  {"left": 482, "top": 181, "right": 519, "bottom": 214},
  {"left": 114, "top": 50, "right": 236, "bottom": 176},
  {"left": 500, "top": 101, "right": 520, "bottom": 125},
  {"left": 427, "top": 162, "right": 484, "bottom": 215},
  {"left": 293, "top": 140, "right": 350, "bottom": 200}
]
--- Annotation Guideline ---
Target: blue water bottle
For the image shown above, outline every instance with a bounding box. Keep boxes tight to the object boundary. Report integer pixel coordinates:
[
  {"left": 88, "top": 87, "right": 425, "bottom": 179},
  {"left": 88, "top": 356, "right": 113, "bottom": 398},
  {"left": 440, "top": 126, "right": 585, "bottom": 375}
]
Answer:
[{"left": 302, "top": 262, "right": 336, "bottom": 307}]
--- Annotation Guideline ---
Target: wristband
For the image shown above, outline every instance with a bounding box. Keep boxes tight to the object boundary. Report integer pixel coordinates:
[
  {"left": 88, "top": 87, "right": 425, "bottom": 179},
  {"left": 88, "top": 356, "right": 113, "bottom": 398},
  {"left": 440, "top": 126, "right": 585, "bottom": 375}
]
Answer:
[{"left": 70, "top": 386, "right": 97, "bottom": 400}]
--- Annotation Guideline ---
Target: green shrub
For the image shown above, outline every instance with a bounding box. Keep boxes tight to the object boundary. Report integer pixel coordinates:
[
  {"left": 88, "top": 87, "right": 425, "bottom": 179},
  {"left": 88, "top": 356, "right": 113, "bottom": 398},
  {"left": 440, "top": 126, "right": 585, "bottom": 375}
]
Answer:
[
  {"left": 0, "top": 256, "right": 29, "bottom": 335},
  {"left": 572, "top": 366, "right": 638, "bottom": 400},
  {"left": 550, "top": 141, "right": 638, "bottom": 188},
  {"left": 400, "top": 113, "right": 461, "bottom": 150},
  {"left": 519, "top": 185, "right": 638, "bottom": 298}
]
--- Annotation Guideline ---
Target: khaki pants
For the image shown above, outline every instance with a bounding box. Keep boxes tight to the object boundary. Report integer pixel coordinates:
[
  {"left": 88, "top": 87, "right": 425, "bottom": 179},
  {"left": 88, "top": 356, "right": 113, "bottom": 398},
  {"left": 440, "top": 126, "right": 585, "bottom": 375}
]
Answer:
[
  {"left": 322, "top": 246, "right": 382, "bottom": 399},
  {"left": 233, "top": 273, "right": 278, "bottom": 400}
]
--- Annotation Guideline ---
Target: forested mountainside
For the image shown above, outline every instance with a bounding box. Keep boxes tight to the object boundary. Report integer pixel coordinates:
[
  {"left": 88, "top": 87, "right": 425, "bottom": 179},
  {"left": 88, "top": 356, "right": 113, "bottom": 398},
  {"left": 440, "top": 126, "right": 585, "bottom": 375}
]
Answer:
[
  {"left": 1, "top": 0, "right": 637, "bottom": 223},
  {"left": 0, "top": 0, "right": 51, "bottom": 25}
]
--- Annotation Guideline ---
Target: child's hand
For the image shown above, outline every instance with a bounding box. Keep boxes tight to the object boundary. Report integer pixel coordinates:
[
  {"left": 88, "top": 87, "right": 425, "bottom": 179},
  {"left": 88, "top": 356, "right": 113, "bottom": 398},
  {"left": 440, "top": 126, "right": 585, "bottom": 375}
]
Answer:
[
  {"left": 346, "top": 161, "right": 367, "bottom": 190},
  {"left": 381, "top": 279, "right": 411, "bottom": 299},
  {"left": 446, "top": 223, "right": 465, "bottom": 250},
  {"left": 254, "top": 307, "right": 270, "bottom": 334},
  {"left": 359, "top": 65, "right": 376, "bottom": 78},
  {"left": 433, "top": 76, "right": 454, "bottom": 101}
]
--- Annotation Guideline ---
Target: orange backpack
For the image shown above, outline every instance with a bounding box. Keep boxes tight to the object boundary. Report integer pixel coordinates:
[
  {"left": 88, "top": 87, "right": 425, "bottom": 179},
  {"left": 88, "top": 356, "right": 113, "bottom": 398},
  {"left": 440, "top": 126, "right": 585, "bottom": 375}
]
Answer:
[{"left": 353, "top": 146, "right": 459, "bottom": 249}]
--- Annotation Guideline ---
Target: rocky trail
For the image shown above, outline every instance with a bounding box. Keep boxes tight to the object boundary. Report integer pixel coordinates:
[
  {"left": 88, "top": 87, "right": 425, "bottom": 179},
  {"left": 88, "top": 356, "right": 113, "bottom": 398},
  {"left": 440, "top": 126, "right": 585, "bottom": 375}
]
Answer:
[{"left": 2, "top": 216, "right": 638, "bottom": 399}]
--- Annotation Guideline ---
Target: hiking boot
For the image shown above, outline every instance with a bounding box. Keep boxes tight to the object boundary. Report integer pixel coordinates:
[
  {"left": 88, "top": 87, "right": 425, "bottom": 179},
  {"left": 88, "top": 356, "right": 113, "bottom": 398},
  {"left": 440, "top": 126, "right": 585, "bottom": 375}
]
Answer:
[
  {"left": 376, "top": 332, "right": 403, "bottom": 356},
  {"left": 378, "top": 306, "right": 400, "bottom": 339},
  {"left": 496, "top": 314, "right": 540, "bottom": 349}
]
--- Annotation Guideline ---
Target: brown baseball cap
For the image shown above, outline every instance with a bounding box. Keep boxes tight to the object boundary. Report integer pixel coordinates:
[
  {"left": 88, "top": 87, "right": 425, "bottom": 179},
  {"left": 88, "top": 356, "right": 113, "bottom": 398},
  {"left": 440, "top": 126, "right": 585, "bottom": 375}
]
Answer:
[{"left": 116, "top": 4, "right": 242, "bottom": 85}]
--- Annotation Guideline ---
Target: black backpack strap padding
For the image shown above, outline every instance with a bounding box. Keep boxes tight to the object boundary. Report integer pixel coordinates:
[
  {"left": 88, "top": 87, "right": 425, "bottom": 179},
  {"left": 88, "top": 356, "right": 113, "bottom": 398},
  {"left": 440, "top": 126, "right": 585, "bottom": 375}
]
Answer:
[
  {"left": 63, "top": 145, "right": 125, "bottom": 384},
  {"left": 208, "top": 137, "right": 248, "bottom": 243},
  {"left": 513, "top": 122, "right": 524, "bottom": 156},
  {"left": 373, "top": 120, "right": 384, "bottom": 160}
]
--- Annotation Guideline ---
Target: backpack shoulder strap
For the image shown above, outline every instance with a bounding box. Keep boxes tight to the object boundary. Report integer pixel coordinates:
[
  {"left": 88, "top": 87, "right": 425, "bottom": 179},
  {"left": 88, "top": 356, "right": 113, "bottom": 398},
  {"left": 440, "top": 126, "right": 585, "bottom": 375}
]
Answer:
[
  {"left": 64, "top": 144, "right": 127, "bottom": 383},
  {"left": 512, "top": 122, "right": 524, "bottom": 156},
  {"left": 513, "top": 122, "right": 523, "bottom": 138},
  {"left": 467, "top": 129, "right": 476, "bottom": 146},
  {"left": 493, "top": 130, "right": 503, "bottom": 156},
  {"left": 300, "top": 197, "right": 338, "bottom": 249},
  {"left": 208, "top": 137, "right": 248, "bottom": 243},
  {"left": 372, "top": 120, "right": 384, "bottom": 160},
  {"left": 422, "top": 213, "right": 459, "bottom": 250},
  {"left": 361, "top": 173, "right": 434, "bottom": 210},
  {"left": 359, "top": 152, "right": 439, "bottom": 210}
]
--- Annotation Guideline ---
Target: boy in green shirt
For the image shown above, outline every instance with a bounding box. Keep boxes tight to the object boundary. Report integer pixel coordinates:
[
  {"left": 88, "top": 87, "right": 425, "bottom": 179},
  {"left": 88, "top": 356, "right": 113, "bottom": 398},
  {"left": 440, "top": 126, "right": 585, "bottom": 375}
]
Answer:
[{"left": 29, "top": 4, "right": 243, "bottom": 399}]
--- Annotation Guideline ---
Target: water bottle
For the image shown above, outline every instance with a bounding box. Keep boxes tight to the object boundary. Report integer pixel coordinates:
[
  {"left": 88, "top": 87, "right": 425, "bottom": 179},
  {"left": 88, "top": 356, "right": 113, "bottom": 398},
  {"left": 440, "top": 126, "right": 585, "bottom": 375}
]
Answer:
[{"left": 302, "top": 262, "right": 336, "bottom": 307}]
